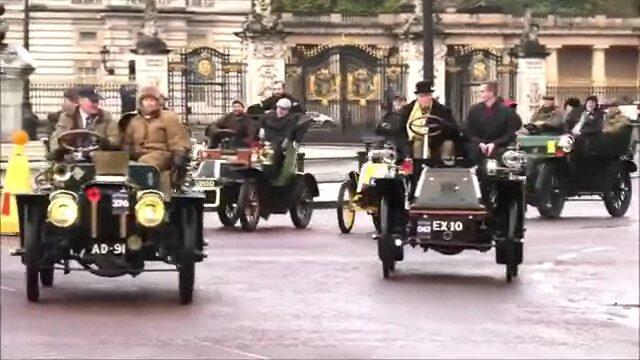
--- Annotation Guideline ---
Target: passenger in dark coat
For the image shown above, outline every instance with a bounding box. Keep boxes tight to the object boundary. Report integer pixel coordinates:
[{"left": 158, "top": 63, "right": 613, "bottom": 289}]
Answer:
[{"left": 463, "top": 81, "right": 522, "bottom": 164}]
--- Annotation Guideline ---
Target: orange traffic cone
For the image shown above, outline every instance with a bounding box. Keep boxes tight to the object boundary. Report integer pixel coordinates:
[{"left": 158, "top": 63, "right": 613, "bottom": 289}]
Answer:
[{"left": 0, "top": 131, "right": 33, "bottom": 235}]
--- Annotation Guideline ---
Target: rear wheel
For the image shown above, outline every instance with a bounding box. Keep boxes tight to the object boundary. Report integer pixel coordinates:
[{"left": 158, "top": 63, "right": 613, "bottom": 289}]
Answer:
[
  {"left": 337, "top": 181, "right": 356, "bottom": 234},
  {"left": 505, "top": 200, "right": 521, "bottom": 283},
  {"left": 603, "top": 165, "right": 632, "bottom": 217},
  {"left": 290, "top": 179, "right": 314, "bottom": 229},
  {"left": 40, "top": 267, "right": 54, "bottom": 287},
  {"left": 179, "top": 206, "right": 197, "bottom": 305},
  {"left": 535, "top": 163, "right": 565, "bottom": 219},
  {"left": 217, "top": 189, "right": 238, "bottom": 228},
  {"left": 238, "top": 180, "right": 260, "bottom": 232},
  {"left": 371, "top": 204, "right": 382, "bottom": 234},
  {"left": 24, "top": 207, "right": 44, "bottom": 302}
]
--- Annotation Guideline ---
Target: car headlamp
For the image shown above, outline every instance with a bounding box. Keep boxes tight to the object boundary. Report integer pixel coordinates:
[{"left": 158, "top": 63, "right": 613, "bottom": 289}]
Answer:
[
  {"left": 501, "top": 150, "right": 524, "bottom": 169},
  {"left": 557, "top": 135, "right": 574, "bottom": 153},
  {"left": 47, "top": 191, "right": 78, "bottom": 227},
  {"left": 486, "top": 159, "right": 498, "bottom": 176},
  {"left": 135, "top": 190, "right": 165, "bottom": 227}
]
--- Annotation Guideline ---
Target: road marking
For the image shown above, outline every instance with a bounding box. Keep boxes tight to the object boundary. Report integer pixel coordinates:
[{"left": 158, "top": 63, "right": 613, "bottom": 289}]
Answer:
[
  {"left": 1, "top": 286, "right": 15, "bottom": 292},
  {"left": 192, "top": 338, "right": 268, "bottom": 360}
]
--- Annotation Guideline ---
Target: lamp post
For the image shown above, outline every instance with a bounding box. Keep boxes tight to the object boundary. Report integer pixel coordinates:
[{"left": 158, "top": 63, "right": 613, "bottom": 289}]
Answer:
[
  {"left": 422, "top": 0, "right": 433, "bottom": 82},
  {"left": 22, "top": 0, "right": 30, "bottom": 108}
]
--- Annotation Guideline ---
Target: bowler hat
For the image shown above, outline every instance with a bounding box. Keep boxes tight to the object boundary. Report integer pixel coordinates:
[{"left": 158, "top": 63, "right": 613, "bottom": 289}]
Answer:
[{"left": 414, "top": 80, "right": 435, "bottom": 94}]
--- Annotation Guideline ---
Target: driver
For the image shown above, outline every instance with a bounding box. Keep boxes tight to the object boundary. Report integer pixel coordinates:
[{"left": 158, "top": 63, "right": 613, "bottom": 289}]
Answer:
[
  {"left": 259, "top": 98, "right": 299, "bottom": 175},
  {"left": 204, "top": 100, "right": 257, "bottom": 148},
  {"left": 122, "top": 85, "right": 191, "bottom": 195},
  {"left": 50, "top": 86, "right": 121, "bottom": 158},
  {"left": 463, "top": 81, "right": 522, "bottom": 164},
  {"left": 398, "top": 80, "right": 460, "bottom": 165},
  {"left": 526, "top": 95, "right": 563, "bottom": 134}
]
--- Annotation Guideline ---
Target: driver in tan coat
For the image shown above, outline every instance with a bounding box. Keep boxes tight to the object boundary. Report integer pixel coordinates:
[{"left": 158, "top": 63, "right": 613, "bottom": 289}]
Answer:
[{"left": 122, "top": 86, "right": 191, "bottom": 195}]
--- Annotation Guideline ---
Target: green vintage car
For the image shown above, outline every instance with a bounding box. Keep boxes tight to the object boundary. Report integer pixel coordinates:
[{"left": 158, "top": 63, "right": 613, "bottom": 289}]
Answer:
[{"left": 518, "top": 126, "right": 636, "bottom": 219}]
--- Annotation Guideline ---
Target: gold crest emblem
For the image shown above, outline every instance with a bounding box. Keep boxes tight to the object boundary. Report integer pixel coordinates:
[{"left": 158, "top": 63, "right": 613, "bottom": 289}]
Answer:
[{"left": 197, "top": 59, "right": 213, "bottom": 78}]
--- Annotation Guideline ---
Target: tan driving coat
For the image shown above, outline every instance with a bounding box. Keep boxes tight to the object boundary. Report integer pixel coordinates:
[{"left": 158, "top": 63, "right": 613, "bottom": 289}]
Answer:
[{"left": 50, "top": 108, "right": 120, "bottom": 152}]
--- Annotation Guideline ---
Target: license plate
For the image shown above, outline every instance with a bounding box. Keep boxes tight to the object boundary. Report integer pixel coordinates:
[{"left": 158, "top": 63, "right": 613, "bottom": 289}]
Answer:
[
  {"left": 90, "top": 243, "right": 126, "bottom": 255},
  {"left": 416, "top": 219, "right": 467, "bottom": 240},
  {"left": 111, "top": 193, "right": 130, "bottom": 214},
  {"left": 195, "top": 179, "right": 217, "bottom": 189}
]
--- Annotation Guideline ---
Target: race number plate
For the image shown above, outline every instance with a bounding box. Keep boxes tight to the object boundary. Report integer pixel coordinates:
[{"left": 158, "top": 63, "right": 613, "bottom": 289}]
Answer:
[
  {"left": 90, "top": 243, "right": 126, "bottom": 255},
  {"left": 111, "top": 193, "right": 130, "bottom": 214},
  {"left": 195, "top": 179, "right": 217, "bottom": 190},
  {"left": 416, "top": 219, "right": 469, "bottom": 241}
]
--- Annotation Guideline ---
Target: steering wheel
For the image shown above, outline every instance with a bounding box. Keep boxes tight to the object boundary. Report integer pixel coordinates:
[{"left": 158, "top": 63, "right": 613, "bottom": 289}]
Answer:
[
  {"left": 57, "top": 129, "right": 104, "bottom": 152},
  {"left": 407, "top": 114, "right": 444, "bottom": 137}
]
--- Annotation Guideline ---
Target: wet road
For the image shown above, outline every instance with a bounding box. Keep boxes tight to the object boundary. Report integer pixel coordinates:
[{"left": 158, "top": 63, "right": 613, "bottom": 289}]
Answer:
[{"left": 1, "top": 185, "right": 638, "bottom": 359}]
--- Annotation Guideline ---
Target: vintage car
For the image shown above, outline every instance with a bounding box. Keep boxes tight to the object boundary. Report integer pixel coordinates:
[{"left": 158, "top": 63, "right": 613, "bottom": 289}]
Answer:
[
  {"left": 518, "top": 123, "right": 636, "bottom": 218},
  {"left": 191, "top": 129, "right": 255, "bottom": 226},
  {"left": 336, "top": 139, "right": 412, "bottom": 234},
  {"left": 12, "top": 129, "right": 205, "bottom": 304},
  {"left": 212, "top": 116, "right": 319, "bottom": 231},
  {"left": 375, "top": 114, "right": 526, "bottom": 282}
]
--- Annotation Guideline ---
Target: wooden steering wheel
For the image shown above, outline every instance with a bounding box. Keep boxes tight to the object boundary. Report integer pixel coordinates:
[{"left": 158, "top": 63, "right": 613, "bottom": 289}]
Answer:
[
  {"left": 407, "top": 114, "right": 445, "bottom": 137},
  {"left": 57, "top": 129, "right": 103, "bottom": 152}
]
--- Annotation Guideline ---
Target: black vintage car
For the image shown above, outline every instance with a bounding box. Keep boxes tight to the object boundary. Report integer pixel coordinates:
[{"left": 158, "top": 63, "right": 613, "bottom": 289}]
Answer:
[
  {"left": 12, "top": 129, "right": 205, "bottom": 304},
  {"left": 375, "top": 114, "right": 526, "bottom": 281}
]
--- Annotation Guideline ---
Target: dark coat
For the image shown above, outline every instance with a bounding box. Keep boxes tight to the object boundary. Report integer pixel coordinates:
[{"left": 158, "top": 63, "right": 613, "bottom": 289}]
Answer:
[
  {"left": 206, "top": 111, "right": 257, "bottom": 148},
  {"left": 564, "top": 106, "right": 604, "bottom": 135},
  {"left": 463, "top": 101, "right": 522, "bottom": 147},
  {"left": 260, "top": 111, "right": 299, "bottom": 144}
]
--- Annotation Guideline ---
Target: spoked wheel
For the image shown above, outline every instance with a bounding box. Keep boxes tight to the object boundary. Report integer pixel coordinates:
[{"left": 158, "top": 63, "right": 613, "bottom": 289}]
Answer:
[
  {"left": 179, "top": 206, "right": 197, "bottom": 304},
  {"left": 217, "top": 189, "right": 239, "bottom": 228},
  {"left": 371, "top": 203, "right": 382, "bottom": 234},
  {"left": 337, "top": 181, "right": 356, "bottom": 234},
  {"left": 377, "top": 195, "right": 396, "bottom": 279},
  {"left": 535, "top": 163, "right": 565, "bottom": 219},
  {"left": 40, "top": 267, "right": 54, "bottom": 287},
  {"left": 238, "top": 180, "right": 260, "bottom": 232},
  {"left": 603, "top": 165, "right": 632, "bottom": 217},
  {"left": 290, "top": 179, "right": 314, "bottom": 229}
]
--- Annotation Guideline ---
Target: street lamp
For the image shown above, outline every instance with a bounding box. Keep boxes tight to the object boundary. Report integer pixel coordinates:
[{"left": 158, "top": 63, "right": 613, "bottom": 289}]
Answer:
[
  {"left": 100, "top": 45, "right": 115, "bottom": 75},
  {"left": 422, "top": 0, "right": 434, "bottom": 82}
]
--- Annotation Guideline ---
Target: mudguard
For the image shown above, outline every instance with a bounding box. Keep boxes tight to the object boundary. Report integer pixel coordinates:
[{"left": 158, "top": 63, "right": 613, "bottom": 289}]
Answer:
[
  {"left": 623, "top": 159, "right": 638, "bottom": 173},
  {"left": 301, "top": 173, "right": 319, "bottom": 198}
]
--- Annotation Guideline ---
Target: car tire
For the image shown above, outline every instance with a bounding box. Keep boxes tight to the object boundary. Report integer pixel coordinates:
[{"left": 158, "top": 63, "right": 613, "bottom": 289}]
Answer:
[
  {"left": 217, "top": 189, "right": 238, "bottom": 228},
  {"left": 40, "top": 267, "right": 54, "bottom": 287},
  {"left": 322, "top": 120, "right": 334, "bottom": 129},
  {"left": 603, "top": 164, "right": 632, "bottom": 217},
  {"left": 290, "top": 179, "right": 313, "bottom": 229},
  {"left": 505, "top": 200, "right": 521, "bottom": 283},
  {"left": 377, "top": 195, "right": 396, "bottom": 278},
  {"left": 535, "top": 163, "right": 565, "bottom": 219},
  {"left": 238, "top": 180, "right": 260, "bottom": 232},
  {"left": 337, "top": 181, "right": 356, "bottom": 234},
  {"left": 24, "top": 207, "right": 44, "bottom": 302},
  {"left": 178, "top": 206, "right": 196, "bottom": 305}
]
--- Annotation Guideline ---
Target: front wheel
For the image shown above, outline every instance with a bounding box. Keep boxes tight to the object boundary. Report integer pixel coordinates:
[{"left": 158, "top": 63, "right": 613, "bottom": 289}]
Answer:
[
  {"left": 535, "top": 163, "right": 565, "bottom": 219},
  {"left": 290, "top": 179, "right": 314, "bottom": 229},
  {"left": 377, "top": 195, "right": 396, "bottom": 278},
  {"left": 217, "top": 189, "right": 238, "bottom": 228},
  {"left": 603, "top": 166, "right": 632, "bottom": 217},
  {"left": 238, "top": 180, "right": 260, "bottom": 232},
  {"left": 178, "top": 206, "right": 197, "bottom": 305},
  {"left": 24, "top": 207, "right": 44, "bottom": 302},
  {"left": 337, "top": 180, "right": 356, "bottom": 234}
]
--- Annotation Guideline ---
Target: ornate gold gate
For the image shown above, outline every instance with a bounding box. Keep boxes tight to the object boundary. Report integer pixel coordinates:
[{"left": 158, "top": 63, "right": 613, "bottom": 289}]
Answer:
[{"left": 286, "top": 44, "right": 405, "bottom": 130}]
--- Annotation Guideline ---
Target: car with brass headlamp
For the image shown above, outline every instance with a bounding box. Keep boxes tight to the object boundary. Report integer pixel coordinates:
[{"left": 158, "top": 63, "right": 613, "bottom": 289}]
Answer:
[
  {"left": 375, "top": 114, "right": 527, "bottom": 282},
  {"left": 12, "top": 129, "right": 205, "bottom": 304}
]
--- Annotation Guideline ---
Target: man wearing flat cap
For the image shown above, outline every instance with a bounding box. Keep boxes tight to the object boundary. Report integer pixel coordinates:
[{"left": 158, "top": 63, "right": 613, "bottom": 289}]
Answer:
[
  {"left": 527, "top": 95, "right": 563, "bottom": 134},
  {"left": 50, "top": 86, "right": 121, "bottom": 156},
  {"left": 259, "top": 97, "right": 301, "bottom": 175},
  {"left": 398, "top": 80, "right": 460, "bottom": 165},
  {"left": 46, "top": 87, "right": 80, "bottom": 135}
]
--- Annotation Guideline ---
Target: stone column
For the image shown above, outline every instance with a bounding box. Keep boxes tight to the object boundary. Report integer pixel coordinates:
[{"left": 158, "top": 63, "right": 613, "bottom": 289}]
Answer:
[
  {"left": 433, "top": 39, "right": 447, "bottom": 102},
  {"left": 0, "top": 44, "right": 35, "bottom": 142},
  {"left": 591, "top": 45, "right": 608, "bottom": 87},
  {"left": 244, "top": 37, "right": 286, "bottom": 105},
  {"left": 545, "top": 45, "right": 561, "bottom": 86},
  {"left": 516, "top": 57, "right": 547, "bottom": 123},
  {"left": 399, "top": 37, "right": 447, "bottom": 102}
]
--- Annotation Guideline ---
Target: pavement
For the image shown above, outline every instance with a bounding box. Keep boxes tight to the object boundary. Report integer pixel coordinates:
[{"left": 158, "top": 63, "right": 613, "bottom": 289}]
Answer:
[{"left": 1, "top": 181, "right": 638, "bottom": 359}]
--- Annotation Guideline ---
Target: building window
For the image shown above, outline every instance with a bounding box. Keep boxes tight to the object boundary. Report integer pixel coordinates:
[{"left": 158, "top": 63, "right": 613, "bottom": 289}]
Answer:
[
  {"left": 79, "top": 31, "right": 97, "bottom": 42},
  {"left": 71, "top": 0, "right": 102, "bottom": 4},
  {"left": 77, "top": 66, "right": 98, "bottom": 77},
  {"left": 188, "top": 0, "right": 214, "bottom": 8}
]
